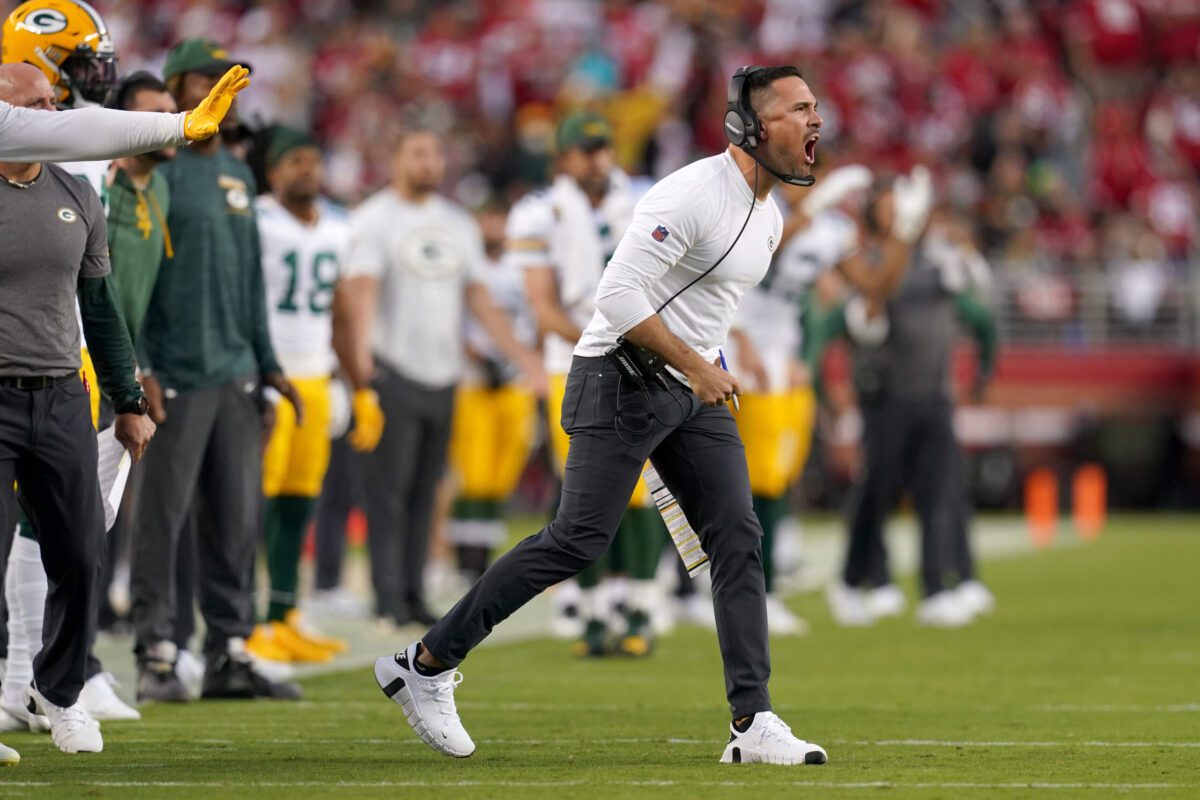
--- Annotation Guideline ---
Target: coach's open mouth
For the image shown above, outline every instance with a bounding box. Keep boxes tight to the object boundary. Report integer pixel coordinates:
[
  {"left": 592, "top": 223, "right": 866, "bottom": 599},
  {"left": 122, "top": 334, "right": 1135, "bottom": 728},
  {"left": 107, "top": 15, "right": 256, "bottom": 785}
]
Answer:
[{"left": 804, "top": 134, "right": 819, "bottom": 165}]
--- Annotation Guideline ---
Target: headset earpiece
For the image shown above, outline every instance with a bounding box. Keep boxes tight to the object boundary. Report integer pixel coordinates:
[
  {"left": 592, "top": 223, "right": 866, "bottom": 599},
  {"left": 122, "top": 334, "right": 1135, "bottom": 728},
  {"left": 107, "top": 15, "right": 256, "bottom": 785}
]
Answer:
[{"left": 725, "top": 65, "right": 764, "bottom": 150}]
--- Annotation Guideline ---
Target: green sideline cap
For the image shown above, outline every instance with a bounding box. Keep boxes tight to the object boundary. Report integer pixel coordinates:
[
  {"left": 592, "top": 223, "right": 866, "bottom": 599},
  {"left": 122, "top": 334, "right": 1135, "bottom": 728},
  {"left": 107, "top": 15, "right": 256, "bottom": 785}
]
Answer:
[
  {"left": 163, "top": 38, "right": 251, "bottom": 81},
  {"left": 555, "top": 111, "right": 613, "bottom": 153},
  {"left": 268, "top": 126, "right": 319, "bottom": 166}
]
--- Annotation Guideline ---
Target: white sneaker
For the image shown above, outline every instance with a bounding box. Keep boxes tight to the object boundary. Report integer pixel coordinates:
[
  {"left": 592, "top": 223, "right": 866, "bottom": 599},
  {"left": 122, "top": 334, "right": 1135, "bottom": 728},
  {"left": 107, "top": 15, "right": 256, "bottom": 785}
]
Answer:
[
  {"left": 175, "top": 650, "right": 206, "bottom": 696},
  {"left": 916, "top": 590, "right": 976, "bottom": 628},
  {"left": 0, "top": 706, "right": 24, "bottom": 733},
  {"left": 303, "top": 588, "right": 369, "bottom": 620},
  {"left": 720, "top": 711, "right": 827, "bottom": 765},
  {"left": 955, "top": 580, "right": 995, "bottom": 617},
  {"left": 826, "top": 580, "right": 875, "bottom": 627},
  {"left": 765, "top": 594, "right": 809, "bottom": 636},
  {"left": 865, "top": 584, "right": 907, "bottom": 619},
  {"left": 374, "top": 642, "right": 474, "bottom": 758},
  {"left": 1, "top": 692, "right": 49, "bottom": 734},
  {"left": 0, "top": 741, "right": 18, "bottom": 766},
  {"left": 79, "top": 673, "right": 141, "bottom": 721},
  {"left": 24, "top": 686, "right": 103, "bottom": 753}
]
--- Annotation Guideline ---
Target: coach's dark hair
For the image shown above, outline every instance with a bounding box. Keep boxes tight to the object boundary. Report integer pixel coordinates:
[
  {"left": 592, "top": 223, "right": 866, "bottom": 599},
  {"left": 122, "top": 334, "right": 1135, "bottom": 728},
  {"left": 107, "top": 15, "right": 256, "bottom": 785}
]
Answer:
[
  {"left": 743, "top": 65, "right": 803, "bottom": 112},
  {"left": 107, "top": 71, "right": 169, "bottom": 111}
]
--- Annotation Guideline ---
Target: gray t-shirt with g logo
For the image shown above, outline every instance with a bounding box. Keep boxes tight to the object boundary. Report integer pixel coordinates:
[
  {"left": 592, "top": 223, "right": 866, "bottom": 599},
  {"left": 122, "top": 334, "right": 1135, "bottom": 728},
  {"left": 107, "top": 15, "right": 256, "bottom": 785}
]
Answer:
[{"left": 0, "top": 162, "right": 108, "bottom": 377}]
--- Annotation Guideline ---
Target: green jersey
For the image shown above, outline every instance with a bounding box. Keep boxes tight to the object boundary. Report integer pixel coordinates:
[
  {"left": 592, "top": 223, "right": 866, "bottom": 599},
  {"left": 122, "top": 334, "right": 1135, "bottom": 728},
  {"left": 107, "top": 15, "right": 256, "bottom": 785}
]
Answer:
[
  {"left": 140, "top": 146, "right": 280, "bottom": 391},
  {"left": 107, "top": 167, "right": 170, "bottom": 344}
]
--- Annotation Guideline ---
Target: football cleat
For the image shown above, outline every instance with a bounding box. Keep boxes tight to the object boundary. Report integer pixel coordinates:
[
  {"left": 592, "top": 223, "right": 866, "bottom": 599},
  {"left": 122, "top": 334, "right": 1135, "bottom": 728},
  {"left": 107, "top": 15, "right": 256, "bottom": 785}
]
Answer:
[
  {"left": 765, "top": 594, "right": 810, "bottom": 636},
  {"left": 916, "top": 590, "right": 975, "bottom": 628},
  {"left": 0, "top": 741, "right": 18, "bottom": 766}
]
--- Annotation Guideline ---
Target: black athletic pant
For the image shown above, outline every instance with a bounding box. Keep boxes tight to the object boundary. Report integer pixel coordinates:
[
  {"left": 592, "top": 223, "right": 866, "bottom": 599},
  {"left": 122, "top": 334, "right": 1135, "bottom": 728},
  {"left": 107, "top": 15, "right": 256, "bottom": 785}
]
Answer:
[
  {"left": 130, "top": 377, "right": 262, "bottom": 657},
  {"left": 424, "top": 356, "right": 772, "bottom": 718},
  {"left": 364, "top": 364, "right": 455, "bottom": 623},
  {"left": 843, "top": 397, "right": 962, "bottom": 596},
  {"left": 0, "top": 380, "right": 102, "bottom": 707},
  {"left": 313, "top": 432, "right": 360, "bottom": 592}
]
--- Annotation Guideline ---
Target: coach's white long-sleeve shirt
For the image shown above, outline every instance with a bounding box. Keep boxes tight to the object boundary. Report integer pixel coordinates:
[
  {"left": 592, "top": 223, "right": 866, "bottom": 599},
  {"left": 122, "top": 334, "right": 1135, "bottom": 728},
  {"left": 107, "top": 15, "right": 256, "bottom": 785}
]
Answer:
[
  {"left": 575, "top": 150, "right": 783, "bottom": 367},
  {"left": 0, "top": 102, "right": 187, "bottom": 162}
]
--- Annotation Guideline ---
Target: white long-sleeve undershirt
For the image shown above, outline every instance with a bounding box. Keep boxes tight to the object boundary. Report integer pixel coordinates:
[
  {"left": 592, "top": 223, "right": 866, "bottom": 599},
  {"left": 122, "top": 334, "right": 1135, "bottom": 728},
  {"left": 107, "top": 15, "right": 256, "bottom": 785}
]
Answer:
[{"left": 0, "top": 103, "right": 187, "bottom": 162}]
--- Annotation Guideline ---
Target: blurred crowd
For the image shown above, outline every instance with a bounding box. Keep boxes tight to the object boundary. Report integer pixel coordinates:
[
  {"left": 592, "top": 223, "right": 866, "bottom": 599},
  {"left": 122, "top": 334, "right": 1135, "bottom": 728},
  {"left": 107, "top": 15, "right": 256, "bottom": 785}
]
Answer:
[{"left": 99, "top": 0, "right": 1199, "bottom": 289}]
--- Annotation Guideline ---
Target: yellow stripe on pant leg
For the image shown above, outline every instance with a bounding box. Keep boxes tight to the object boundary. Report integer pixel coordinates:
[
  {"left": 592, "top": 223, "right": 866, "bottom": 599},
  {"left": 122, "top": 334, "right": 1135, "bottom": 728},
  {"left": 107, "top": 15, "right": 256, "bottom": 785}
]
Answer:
[{"left": 275, "top": 377, "right": 334, "bottom": 498}]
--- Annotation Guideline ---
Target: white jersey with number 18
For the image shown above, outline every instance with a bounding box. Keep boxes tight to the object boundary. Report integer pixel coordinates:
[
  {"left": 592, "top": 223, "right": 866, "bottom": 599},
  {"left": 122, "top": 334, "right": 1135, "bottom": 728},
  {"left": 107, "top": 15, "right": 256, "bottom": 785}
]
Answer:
[{"left": 257, "top": 194, "right": 349, "bottom": 377}]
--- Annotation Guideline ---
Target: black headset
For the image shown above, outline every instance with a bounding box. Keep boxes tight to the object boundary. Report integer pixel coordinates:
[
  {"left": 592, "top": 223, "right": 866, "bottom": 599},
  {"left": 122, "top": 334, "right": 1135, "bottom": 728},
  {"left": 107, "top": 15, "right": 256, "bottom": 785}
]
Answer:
[
  {"left": 724, "top": 65, "right": 766, "bottom": 150},
  {"left": 724, "top": 64, "right": 815, "bottom": 187}
]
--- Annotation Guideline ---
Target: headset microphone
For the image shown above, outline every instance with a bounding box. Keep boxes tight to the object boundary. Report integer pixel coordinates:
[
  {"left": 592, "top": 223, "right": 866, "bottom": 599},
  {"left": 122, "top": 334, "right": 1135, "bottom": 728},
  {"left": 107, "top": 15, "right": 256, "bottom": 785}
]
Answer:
[{"left": 724, "top": 65, "right": 816, "bottom": 187}]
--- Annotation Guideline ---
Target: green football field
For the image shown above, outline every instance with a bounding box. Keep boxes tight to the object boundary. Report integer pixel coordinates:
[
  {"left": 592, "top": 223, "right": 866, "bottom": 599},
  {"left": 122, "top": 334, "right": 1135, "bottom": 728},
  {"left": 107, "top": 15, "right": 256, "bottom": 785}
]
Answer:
[{"left": 3, "top": 515, "right": 1199, "bottom": 799}]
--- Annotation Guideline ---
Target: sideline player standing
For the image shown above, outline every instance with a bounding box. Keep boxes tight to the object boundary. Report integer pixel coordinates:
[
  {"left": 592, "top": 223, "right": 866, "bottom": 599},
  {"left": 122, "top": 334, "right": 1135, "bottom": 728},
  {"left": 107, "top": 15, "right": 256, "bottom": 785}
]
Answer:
[
  {"left": 336, "top": 130, "right": 543, "bottom": 630},
  {"left": 375, "top": 66, "right": 829, "bottom": 765},
  {"left": 444, "top": 201, "right": 538, "bottom": 582},
  {"left": 512, "top": 112, "right": 663, "bottom": 656},
  {"left": 725, "top": 165, "right": 874, "bottom": 636},
  {"left": 247, "top": 127, "right": 384, "bottom": 665},
  {"left": 130, "top": 39, "right": 301, "bottom": 703}
]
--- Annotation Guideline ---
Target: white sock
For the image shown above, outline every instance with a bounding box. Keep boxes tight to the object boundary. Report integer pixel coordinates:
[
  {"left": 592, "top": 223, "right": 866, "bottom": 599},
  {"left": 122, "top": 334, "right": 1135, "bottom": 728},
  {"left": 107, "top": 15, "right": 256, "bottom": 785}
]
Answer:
[
  {"left": 578, "top": 586, "right": 604, "bottom": 623},
  {"left": 3, "top": 535, "right": 47, "bottom": 710},
  {"left": 627, "top": 579, "right": 660, "bottom": 617}
]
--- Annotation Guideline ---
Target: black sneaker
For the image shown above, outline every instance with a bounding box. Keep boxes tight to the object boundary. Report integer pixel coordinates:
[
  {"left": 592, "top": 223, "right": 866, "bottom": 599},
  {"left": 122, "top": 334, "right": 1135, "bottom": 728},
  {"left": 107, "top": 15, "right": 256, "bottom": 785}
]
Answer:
[
  {"left": 136, "top": 658, "right": 191, "bottom": 703},
  {"left": 248, "top": 667, "right": 303, "bottom": 700},
  {"left": 200, "top": 652, "right": 256, "bottom": 700}
]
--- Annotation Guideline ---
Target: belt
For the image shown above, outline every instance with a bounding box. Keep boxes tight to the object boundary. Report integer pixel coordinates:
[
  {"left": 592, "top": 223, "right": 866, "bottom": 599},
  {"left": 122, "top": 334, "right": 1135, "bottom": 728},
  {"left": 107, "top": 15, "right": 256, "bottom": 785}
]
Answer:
[{"left": 0, "top": 374, "right": 79, "bottom": 390}]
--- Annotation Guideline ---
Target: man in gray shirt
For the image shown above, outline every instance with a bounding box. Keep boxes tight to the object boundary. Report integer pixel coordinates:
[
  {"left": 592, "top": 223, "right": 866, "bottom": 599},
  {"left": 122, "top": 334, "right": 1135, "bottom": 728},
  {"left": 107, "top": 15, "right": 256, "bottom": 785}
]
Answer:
[{"left": 0, "top": 64, "right": 154, "bottom": 757}]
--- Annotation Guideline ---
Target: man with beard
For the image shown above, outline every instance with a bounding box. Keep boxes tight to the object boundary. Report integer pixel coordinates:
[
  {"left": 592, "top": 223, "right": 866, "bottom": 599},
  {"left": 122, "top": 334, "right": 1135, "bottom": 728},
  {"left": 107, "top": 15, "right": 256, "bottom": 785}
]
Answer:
[{"left": 336, "top": 130, "right": 544, "bottom": 631}]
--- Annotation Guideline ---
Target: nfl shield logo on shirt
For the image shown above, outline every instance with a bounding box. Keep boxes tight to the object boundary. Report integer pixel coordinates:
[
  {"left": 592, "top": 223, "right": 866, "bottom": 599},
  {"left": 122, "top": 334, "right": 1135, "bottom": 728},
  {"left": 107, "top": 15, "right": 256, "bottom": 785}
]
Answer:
[{"left": 651, "top": 225, "right": 670, "bottom": 242}]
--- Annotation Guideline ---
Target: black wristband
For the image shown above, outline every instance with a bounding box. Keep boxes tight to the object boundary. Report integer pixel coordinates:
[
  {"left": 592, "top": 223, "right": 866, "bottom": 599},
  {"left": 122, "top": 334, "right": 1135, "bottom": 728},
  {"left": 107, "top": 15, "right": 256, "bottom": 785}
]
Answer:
[{"left": 115, "top": 394, "right": 150, "bottom": 415}]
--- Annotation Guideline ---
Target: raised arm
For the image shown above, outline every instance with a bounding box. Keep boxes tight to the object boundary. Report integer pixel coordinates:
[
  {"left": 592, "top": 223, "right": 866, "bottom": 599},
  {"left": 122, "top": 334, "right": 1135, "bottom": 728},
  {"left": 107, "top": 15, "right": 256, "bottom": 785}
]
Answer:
[{"left": 0, "top": 65, "right": 249, "bottom": 161}]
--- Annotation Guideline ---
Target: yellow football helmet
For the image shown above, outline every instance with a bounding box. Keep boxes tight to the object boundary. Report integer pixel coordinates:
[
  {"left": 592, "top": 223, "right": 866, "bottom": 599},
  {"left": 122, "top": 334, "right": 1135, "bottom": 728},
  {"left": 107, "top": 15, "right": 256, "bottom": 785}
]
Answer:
[{"left": 2, "top": 0, "right": 117, "bottom": 108}]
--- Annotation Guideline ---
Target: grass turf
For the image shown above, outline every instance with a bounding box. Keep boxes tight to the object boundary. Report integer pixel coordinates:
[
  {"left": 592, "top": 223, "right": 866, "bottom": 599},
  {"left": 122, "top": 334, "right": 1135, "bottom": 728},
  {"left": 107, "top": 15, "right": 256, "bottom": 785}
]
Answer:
[{"left": 3, "top": 515, "right": 1199, "bottom": 799}]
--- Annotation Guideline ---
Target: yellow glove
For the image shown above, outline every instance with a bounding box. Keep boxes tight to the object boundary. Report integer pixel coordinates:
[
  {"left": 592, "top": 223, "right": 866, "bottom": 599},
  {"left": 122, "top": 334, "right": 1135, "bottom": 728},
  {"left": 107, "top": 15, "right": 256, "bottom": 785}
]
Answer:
[
  {"left": 183, "top": 65, "right": 251, "bottom": 142},
  {"left": 348, "top": 388, "right": 385, "bottom": 452}
]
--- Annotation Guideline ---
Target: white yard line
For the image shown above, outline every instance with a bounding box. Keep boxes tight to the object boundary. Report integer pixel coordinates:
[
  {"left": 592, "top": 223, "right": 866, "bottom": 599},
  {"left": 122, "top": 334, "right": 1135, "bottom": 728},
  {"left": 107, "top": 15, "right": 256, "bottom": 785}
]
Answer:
[{"left": 0, "top": 780, "right": 1191, "bottom": 790}]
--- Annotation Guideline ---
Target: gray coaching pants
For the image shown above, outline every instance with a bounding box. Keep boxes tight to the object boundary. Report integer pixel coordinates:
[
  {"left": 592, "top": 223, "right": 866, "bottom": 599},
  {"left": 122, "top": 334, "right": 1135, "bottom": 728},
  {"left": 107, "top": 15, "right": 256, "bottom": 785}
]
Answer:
[
  {"left": 130, "top": 377, "right": 262, "bottom": 656},
  {"left": 363, "top": 364, "right": 455, "bottom": 623},
  {"left": 424, "top": 355, "right": 772, "bottom": 718}
]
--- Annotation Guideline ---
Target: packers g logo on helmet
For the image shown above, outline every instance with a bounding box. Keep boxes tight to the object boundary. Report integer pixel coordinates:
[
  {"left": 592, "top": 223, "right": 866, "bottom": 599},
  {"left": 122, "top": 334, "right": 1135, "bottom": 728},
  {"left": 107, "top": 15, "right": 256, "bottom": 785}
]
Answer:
[
  {"left": 1, "top": 0, "right": 117, "bottom": 108},
  {"left": 20, "top": 8, "right": 67, "bottom": 34}
]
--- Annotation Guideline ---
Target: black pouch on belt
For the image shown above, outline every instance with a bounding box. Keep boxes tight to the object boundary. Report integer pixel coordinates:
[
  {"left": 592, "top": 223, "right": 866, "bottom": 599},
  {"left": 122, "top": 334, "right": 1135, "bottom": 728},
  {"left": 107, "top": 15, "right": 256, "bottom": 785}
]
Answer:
[{"left": 605, "top": 337, "right": 671, "bottom": 391}]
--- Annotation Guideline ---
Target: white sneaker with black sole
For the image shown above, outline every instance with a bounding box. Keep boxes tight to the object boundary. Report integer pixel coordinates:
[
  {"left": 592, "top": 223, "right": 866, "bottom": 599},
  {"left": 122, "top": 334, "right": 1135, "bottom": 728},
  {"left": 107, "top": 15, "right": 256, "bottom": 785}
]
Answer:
[
  {"left": 720, "top": 711, "right": 827, "bottom": 765},
  {"left": 374, "top": 642, "right": 474, "bottom": 758},
  {"left": 24, "top": 686, "right": 102, "bottom": 753}
]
